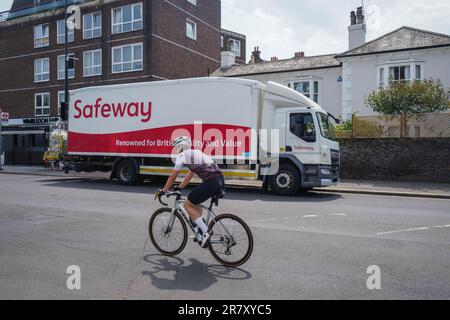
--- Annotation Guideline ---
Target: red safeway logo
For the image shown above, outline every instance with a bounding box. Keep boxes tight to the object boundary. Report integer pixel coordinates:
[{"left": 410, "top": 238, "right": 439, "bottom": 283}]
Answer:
[{"left": 0, "top": 112, "right": 9, "bottom": 121}]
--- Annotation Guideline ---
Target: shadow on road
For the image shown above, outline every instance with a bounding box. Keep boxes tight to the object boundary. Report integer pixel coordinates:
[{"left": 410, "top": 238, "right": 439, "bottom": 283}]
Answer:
[
  {"left": 141, "top": 254, "right": 252, "bottom": 292},
  {"left": 37, "top": 177, "right": 342, "bottom": 203}
]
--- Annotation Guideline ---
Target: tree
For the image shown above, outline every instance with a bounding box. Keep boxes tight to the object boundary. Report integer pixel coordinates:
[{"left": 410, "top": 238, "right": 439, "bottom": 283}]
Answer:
[{"left": 365, "top": 79, "right": 449, "bottom": 115}]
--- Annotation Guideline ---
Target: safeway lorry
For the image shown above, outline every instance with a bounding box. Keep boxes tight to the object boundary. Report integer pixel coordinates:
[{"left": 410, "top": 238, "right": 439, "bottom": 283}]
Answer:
[{"left": 65, "top": 77, "right": 340, "bottom": 195}]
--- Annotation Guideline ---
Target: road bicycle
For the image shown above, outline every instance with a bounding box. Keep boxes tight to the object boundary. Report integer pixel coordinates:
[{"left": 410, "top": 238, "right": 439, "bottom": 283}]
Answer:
[{"left": 149, "top": 188, "right": 253, "bottom": 267}]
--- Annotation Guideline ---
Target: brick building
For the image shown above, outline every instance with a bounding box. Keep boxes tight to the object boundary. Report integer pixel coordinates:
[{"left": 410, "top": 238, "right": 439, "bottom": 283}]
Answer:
[
  {"left": 220, "top": 28, "right": 246, "bottom": 64},
  {"left": 0, "top": 0, "right": 221, "bottom": 164}
]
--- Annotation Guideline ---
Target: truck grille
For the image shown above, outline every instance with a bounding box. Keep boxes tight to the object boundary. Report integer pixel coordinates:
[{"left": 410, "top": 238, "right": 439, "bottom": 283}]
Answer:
[{"left": 330, "top": 149, "right": 340, "bottom": 178}]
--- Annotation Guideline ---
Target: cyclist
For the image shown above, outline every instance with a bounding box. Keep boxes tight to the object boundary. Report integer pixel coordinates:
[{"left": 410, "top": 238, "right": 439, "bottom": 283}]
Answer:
[{"left": 158, "top": 136, "right": 225, "bottom": 248}]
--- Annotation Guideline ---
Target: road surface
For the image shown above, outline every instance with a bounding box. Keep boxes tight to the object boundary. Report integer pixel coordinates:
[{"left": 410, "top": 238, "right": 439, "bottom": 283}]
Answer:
[{"left": 0, "top": 174, "right": 449, "bottom": 299}]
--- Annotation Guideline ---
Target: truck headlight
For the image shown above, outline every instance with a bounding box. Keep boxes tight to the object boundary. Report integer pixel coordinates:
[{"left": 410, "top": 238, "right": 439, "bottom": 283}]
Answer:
[{"left": 320, "top": 168, "right": 331, "bottom": 175}]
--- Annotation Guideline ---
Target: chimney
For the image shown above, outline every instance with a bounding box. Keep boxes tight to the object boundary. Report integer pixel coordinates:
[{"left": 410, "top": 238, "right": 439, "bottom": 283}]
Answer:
[
  {"left": 270, "top": 56, "right": 278, "bottom": 62},
  {"left": 220, "top": 51, "right": 235, "bottom": 69},
  {"left": 348, "top": 6, "right": 366, "bottom": 50},
  {"left": 294, "top": 51, "right": 305, "bottom": 58},
  {"left": 250, "top": 47, "right": 263, "bottom": 63}
]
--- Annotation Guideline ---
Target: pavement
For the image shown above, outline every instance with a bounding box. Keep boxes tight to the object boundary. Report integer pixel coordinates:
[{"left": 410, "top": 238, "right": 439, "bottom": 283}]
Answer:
[
  {"left": 1, "top": 164, "right": 450, "bottom": 199},
  {"left": 0, "top": 173, "right": 449, "bottom": 299}
]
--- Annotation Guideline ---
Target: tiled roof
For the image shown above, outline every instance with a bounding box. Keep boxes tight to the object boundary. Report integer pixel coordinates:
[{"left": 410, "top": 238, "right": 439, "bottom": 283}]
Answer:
[
  {"left": 337, "top": 26, "right": 450, "bottom": 57},
  {"left": 212, "top": 54, "right": 341, "bottom": 77}
]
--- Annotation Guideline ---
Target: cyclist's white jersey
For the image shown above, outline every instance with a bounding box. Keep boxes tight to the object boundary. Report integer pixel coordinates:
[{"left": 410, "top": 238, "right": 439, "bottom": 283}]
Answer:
[{"left": 174, "top": 149, "right": 222, "bottom": 182}]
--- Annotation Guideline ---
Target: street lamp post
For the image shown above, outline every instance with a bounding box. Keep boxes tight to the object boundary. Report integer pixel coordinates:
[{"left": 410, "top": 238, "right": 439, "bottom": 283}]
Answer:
[{"left": 64, "top": 0, "right": 69, "bottom": 125}]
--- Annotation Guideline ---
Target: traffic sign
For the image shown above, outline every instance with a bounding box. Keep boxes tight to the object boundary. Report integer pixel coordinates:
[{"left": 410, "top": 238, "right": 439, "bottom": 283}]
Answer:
[{"left": 1, "top": 112, "right": 9, "bottom": 121}]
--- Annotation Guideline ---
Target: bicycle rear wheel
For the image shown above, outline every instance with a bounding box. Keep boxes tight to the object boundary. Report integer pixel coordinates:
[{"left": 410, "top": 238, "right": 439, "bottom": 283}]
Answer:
[
  {"left": 149, "top": 208, "right": 187, "bottom": 256},
  {"left": 207, "top": 214, "right": 253, "bottom": 267}
]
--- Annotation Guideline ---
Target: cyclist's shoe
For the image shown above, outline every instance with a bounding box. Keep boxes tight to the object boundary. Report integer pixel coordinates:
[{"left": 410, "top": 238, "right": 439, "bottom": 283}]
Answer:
[{"left": 200, "top": 232, "right": 211, "bottom": 248}]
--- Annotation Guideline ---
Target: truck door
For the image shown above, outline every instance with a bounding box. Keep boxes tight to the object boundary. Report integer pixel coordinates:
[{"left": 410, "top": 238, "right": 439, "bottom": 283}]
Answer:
[{"left": 285, "top": 112, "right": 319, "bottom": 163}]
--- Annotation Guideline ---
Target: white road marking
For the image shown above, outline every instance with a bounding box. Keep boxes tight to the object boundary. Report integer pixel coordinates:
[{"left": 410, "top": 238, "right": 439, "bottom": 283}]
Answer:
[
  {"left": 249, "top": 213, "right": 349, "bottom": 224},
  {"left": 376, "top": 224, "right": 450, "bottom": 235}
]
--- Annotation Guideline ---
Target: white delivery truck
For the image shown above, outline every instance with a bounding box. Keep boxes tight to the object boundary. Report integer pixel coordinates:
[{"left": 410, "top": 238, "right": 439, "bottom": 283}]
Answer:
[{"left": 66, "top": 77, "right": 339, "bottom": 195}]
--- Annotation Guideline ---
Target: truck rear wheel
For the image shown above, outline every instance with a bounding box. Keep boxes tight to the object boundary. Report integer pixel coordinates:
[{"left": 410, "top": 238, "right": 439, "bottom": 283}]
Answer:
[
  {"left": 116, "top": 159, "right": 139, "bottom": 185},
  {"left": 269, "top": 164, "right": 301, "bottom": 196}
]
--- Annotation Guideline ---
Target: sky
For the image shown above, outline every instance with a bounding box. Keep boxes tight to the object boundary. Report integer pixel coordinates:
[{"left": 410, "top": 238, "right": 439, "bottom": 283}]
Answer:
[{"left": 1, "top": 0, "right": 449, "bottom": 61}]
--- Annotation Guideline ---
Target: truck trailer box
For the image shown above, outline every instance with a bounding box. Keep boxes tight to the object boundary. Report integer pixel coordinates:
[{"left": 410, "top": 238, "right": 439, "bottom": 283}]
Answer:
[
  {"left": 66, "top": 77, "right": 340, "bottom": 195},
  {"left": 68, "top": 78, "right": 261, "bottom": 161}
]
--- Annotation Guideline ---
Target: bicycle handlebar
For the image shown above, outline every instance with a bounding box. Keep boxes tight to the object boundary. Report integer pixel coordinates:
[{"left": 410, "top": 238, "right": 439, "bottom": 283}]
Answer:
[{"left": 154, "top": 190, "right": 182, "bottom": 206}]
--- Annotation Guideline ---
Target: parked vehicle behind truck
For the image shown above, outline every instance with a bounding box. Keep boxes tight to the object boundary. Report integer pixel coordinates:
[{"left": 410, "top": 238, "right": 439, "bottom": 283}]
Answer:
[{"left": 64, "top": 77, "right": 339, "bottom": 195}]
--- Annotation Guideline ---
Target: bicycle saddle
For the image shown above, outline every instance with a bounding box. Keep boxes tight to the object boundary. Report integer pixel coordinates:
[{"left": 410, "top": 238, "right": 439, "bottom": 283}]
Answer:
[{"left": 212, "top": 188, "right": 226, "bottom": 206}]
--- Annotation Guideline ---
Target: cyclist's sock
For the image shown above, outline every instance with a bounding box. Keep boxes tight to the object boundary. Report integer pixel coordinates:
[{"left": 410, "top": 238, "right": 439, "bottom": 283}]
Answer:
[{"left": 195, "top": 217, "right": 208, "bottom": 234}]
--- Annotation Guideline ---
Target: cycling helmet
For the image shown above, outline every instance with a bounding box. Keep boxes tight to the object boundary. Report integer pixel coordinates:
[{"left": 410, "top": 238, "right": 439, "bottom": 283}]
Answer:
[{"left": 173, "top": 136, "right": 192, "bottom": 153}]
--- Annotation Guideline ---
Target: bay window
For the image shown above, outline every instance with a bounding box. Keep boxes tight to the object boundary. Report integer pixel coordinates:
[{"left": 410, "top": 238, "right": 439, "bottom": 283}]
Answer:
[{"left": 377, "top": 61, "right": 424, "bottom": 89}]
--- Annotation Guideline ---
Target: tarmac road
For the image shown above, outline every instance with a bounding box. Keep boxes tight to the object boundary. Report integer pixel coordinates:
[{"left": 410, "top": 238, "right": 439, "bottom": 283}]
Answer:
[{"left": 0, "top": 174, "right": 449, "bottom": 299}]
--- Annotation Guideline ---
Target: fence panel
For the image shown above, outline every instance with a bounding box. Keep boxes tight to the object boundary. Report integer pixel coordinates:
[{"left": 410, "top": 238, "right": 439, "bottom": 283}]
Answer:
[{"left": 347, "top": 113, "right": 450, "bottom": 139}]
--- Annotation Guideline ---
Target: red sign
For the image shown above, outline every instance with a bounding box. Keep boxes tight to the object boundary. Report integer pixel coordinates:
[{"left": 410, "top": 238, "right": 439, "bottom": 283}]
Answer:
[{"left": 0, "top": 112, "right": 9, "bottom": 121}]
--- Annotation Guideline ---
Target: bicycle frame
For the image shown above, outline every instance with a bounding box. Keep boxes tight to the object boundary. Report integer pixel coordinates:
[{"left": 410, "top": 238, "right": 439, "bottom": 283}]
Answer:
[{"left": 164, "top": 194, "right": 235, "bottom": 246}]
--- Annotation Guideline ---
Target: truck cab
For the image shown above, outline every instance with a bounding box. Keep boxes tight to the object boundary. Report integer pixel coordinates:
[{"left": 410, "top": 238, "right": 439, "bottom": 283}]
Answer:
[{"left": 261, "top": 82, "right": 340, "bottom": 195}]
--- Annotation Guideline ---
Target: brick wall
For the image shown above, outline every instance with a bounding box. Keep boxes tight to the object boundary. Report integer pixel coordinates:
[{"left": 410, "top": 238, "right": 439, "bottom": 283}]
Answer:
[
  {"left": 0, "top": 0, "right": 221, "bottom": 119},
  {"left": 337, "top": 138, "right": 450, "bottom": 183}
]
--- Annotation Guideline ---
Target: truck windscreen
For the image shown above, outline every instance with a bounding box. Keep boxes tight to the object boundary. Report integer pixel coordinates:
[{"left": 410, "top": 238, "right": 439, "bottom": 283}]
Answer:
[{"left": 316, "top": 112, "right": 335, "bottom": 141}]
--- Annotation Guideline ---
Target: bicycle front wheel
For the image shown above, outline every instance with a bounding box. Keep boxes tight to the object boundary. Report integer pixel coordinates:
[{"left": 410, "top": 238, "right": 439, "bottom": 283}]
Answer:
[
  {"left": 149, "top": 208, "right": 187, "bottom": 256},
  {"left": 208, "top": 214, "right": 253, "bottom": 267}
]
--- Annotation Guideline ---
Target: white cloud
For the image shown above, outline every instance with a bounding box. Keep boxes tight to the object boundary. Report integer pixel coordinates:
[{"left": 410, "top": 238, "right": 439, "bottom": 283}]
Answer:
[{"left": 222, "top": 0, "right": 450, "bottom": 61}]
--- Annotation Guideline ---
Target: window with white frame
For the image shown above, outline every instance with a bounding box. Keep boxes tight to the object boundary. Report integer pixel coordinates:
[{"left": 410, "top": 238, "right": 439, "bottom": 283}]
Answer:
[
  {"left": 58, "top": 54, "right": 75, "bottom": 80},
  {"left": 186, "top": 19, "right": 197, "bottom": 40},
  {"left": 187, "top": 0, "right": 197, "bottom": 5},
  {"left": 57, "top": 19, "right": 74, "bottom": 44},
  {"left": 377, "top": 61, "right": 424, "bottom": 89},
  {"left": 35, "top": 93, "right": 50, "bottom": 116},
  {"left": 83, "top": 12, "right": 102, "bottom": 39},
  {"left": 378, "top": 68, "right": 385, "bottom": 89},
  {"left": 112, "top": 43, "right": 143, "bottom": 73},
  {"left": 289, "top": 79, "right": 320, "bottom": 103},
  {"left": 112, "top": 3, "right": 142, "bottom": 34},
  {"left": 34, "top": 58, "right": 49, "bottom": 82},
  {"left": 83, "top": 49, "right": 102, "bottom": 77},
  {"left": 34, "top": 24, "right": 49, "bottom": 48},
  {"left": 229, "top": 39, "right": 241, "bottom": 57}
]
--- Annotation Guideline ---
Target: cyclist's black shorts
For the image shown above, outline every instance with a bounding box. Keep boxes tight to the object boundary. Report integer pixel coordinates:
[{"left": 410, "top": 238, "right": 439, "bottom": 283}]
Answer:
[{"left": 187, "top": 175, "right": 225, "bottom": 205}]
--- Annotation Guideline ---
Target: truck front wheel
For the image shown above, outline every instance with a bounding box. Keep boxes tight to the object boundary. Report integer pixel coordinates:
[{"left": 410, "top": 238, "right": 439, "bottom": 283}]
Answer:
[
  {"left": 116, "top": 159, "right": 139, "bottom": 186},
  {"left": 269, "top": 164, "right": 301, "bottom": 196}
]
